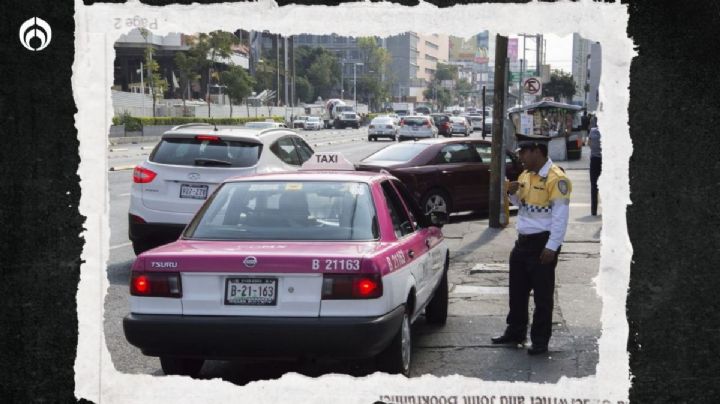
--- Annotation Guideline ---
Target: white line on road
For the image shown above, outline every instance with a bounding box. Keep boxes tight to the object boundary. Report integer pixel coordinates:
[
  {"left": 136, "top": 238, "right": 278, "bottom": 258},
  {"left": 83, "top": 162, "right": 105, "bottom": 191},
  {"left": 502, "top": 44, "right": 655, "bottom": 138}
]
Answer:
[
  {"left": 109, "top": 148, "right": 128, "bottom": 152},
  {"left": 110, "top": 242, "right": 131, "bottom": 250},
  {"left": 119, "top": 192, "right": 131, "bottom": 197},
  {"left": 110, "top": 165, "right": 135, "bottom": 171}
]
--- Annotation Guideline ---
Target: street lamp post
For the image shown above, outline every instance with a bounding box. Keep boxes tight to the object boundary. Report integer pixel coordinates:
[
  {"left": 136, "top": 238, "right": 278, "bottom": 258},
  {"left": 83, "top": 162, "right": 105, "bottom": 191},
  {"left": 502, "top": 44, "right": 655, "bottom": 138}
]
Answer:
[{"left": 353, "top": 62, "right": 363, "bottom": 111}]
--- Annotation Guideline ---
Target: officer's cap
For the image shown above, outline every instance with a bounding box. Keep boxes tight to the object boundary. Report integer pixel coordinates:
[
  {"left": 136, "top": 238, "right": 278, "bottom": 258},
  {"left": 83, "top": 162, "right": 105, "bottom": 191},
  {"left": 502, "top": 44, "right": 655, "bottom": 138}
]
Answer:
[{"left": 515, "top": 133, "right": 549, "bottom": 153}]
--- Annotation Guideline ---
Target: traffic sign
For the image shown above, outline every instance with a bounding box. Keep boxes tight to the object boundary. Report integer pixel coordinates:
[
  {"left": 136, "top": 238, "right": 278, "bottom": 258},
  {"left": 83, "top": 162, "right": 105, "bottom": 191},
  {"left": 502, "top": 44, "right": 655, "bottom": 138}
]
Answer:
[{"left": 523, "top": 77, "right": 542, "bottom": 95}]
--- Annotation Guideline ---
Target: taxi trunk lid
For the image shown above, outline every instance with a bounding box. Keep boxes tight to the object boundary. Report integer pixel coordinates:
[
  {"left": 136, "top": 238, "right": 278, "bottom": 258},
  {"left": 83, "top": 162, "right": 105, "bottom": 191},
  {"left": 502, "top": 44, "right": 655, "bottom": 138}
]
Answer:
[{"left": 141, "top": 240, "right": 379, "bottom": 317}]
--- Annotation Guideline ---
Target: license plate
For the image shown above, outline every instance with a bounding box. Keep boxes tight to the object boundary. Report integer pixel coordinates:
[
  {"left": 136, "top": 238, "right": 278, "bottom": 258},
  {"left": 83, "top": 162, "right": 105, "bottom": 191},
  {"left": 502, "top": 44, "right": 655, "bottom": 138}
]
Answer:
[
  {"left": 225, "top": 278, "right": 277, "bottom": 306},
  {"left": 180, "top": 184, "right": 208, "bottom": 200},
  {"left": 412, "top": 127, "right": 418, "bottom": 131}
]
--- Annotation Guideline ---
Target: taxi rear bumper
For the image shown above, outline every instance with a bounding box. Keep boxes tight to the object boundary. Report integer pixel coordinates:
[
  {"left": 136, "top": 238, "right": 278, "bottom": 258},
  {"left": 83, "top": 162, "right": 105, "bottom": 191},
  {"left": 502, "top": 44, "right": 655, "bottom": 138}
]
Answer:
[{"left": 123, "top": 305, "right": 404, "bottom": 359}]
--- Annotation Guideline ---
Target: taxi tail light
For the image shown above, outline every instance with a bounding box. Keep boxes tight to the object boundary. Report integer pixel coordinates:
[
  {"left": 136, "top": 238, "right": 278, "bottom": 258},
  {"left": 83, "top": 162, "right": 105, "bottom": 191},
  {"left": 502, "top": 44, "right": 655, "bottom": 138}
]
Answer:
[
  {"left": 130, "top": 272, "right": 182, "bottom": 297},
  {"left": 321, "top": 274, "right": 382, "bottom": 299},
  {"left": 133, "top": 166, "right": 157, "bottom": 184}
]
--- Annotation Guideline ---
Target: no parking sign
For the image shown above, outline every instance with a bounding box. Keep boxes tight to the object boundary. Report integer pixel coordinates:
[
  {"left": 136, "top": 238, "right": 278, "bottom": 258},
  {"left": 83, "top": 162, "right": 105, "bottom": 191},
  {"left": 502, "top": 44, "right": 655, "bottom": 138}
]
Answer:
[{"left": 523, "top": 77, "right": 542, "bottom": 95}]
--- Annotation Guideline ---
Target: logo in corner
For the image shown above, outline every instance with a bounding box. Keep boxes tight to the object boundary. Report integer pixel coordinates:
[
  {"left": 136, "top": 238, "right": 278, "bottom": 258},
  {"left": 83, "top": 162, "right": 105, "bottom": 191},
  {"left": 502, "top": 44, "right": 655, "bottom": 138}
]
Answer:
[
  {"left": 243, "top": 256, "right": 257, "bottom": 268},
  {"left": 20, "top": 17, "right": 52, "bottom": 51}
]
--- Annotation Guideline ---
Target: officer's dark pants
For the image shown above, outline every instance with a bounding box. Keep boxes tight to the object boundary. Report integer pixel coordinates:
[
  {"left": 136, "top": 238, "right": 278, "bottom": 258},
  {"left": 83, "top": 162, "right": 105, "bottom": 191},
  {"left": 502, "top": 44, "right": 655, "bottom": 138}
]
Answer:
[
  {"left": 590, "top": 156, "right": 602, "bottom": 215},
  {"left": 505, "top": 231, "right": 560, "bottom": 346}
]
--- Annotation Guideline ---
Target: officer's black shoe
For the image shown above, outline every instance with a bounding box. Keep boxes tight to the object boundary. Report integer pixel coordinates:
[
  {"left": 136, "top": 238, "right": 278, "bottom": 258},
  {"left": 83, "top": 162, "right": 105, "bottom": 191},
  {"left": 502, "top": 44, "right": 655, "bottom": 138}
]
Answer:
[
  {"left": 491, "top": 335, "right": 526, "bottom": 345},
  {"left": 527, "top": 345, "right": 548, "bottom": 355}
]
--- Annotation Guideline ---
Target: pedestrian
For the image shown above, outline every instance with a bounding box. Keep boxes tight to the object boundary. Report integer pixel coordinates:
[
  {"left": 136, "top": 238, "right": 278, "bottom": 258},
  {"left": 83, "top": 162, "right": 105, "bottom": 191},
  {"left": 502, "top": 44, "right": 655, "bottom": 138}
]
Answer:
[
  {"left": 492, "top": 133, "right": 572, "bottom": 355},
  {"left": 588, "top": 119, "right": 602, "bottom": 216},
  {"left": 580, "top": 110, "right": 590, "bottom": 145}
]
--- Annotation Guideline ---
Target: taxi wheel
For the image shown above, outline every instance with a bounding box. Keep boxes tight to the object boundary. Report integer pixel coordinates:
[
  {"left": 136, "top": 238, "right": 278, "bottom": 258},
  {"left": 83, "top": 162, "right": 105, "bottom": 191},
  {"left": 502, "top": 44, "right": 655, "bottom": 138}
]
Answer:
[
  {"left": 422, "top": 189, "right": 451, "bottom": 215},
  {"left": 376, "top": 309, "right": 411, "bottom": 376},
  {"left": 425, "top": 259, "right": 449, "bottom": 325},
  {"left": 160, "top": 356, "right": 204, "bottom": 378}
]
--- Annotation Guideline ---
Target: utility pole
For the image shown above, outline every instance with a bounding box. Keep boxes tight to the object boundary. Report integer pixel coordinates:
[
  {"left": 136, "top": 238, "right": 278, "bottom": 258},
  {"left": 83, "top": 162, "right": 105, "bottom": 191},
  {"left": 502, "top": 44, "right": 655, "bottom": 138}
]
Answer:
[
  {"left": 481, "top": 84, "right": 486, "bottom": 138},
  {"left": 284, "top": 36, "right": 289, "bottom": 106},
  {"left": 275, "top": 34, "right": 280, "bottom": 106},
  {"left": 290, "top": 36, "right": 295, "bottom": 107},
  {"left": 489, "top": 35, "right": 508, "bottom": 229}
]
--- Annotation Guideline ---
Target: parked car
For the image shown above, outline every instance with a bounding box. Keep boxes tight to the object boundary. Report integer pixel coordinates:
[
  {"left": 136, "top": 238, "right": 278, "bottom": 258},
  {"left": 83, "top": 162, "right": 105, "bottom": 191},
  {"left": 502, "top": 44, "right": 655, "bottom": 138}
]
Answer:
[
  {"left": 468, "top": 114, "right": 483, "bottom": 131},
  {"left": 449, "top": 116, "right": 471, "bottom": 137},
  {"left": 397, "top": 115, "right": 438, "bottom": 141},
  {"left": 128, "top": 124, "right": 315, "bottom": 255},
  {"left": 357, "top": 138, "right": 523, "bottom": 215},
  {"left": 368, "top": 116, "right": 398, "bottom": 141},
  {"left": 336, "top": 112, "right": 360, "bottom": 129},
  {"left": 244, "top": 121, "right": 287, "bottom": 129},
  {"left": 430, "top": 113, "right": 452, "bottom": 137},
  {"left": 123, "top": 152, "right": 450, "bottom": 377},
  {"left": 292, "top": 115, "right": 309, "bottom": 129},
  {"left": 303, "top": 116, "right": 323, "bottom": 130}
]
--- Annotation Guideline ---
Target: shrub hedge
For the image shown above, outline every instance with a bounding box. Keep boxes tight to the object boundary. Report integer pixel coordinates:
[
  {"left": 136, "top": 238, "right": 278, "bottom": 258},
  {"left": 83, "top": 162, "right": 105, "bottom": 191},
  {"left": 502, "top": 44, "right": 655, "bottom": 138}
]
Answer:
[{"left": 111, "top": 115, "right": 285, "bottom": 127}]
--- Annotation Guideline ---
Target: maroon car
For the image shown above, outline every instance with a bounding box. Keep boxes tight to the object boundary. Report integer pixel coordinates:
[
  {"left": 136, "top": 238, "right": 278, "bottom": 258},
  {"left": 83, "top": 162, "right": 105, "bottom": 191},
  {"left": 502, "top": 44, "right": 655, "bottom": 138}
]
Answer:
[{"left": 357, "top": 138, "right": 522, "bottom": 214}]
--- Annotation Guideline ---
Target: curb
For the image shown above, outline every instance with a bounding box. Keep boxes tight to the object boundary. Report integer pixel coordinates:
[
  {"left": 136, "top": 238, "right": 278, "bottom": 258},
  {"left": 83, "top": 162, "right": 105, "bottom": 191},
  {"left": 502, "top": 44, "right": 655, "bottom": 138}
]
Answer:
[{"left": 109, "top": 164, "right": 135, "bottom": 172}]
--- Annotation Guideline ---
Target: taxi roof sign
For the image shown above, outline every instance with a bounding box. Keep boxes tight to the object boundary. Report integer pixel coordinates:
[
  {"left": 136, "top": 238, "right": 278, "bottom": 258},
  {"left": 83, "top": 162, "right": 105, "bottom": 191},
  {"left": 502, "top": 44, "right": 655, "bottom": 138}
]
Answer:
[{"left": 300, "top": 152, "right": 356, "bottom": 171}]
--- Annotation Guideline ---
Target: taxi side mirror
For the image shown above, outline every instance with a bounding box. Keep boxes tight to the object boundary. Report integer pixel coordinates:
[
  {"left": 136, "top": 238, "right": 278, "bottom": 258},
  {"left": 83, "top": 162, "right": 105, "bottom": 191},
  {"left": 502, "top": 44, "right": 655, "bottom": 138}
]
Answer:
[{"left": 428, "top": 211, "right": 449, "bottom": 227}]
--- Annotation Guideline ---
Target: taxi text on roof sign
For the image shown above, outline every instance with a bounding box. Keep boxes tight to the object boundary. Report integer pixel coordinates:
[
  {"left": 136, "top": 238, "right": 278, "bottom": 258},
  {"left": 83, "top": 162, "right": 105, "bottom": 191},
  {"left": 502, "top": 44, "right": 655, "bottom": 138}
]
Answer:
[{"left": 300, "top": 152, "right": 356, "bottom": 171}]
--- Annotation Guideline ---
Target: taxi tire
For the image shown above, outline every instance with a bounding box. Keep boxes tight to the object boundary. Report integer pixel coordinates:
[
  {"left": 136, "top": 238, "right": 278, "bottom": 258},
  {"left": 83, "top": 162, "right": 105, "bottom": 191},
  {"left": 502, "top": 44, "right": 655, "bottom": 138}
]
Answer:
[
  {"left": 376, "top": 308, "right": 411, "bottom": 376},
  {"left": 160, "top": 356, "right": 204, "bottom": 378},
  {"left": 425, "top": 263, "right": 449, "bottom": 325}
]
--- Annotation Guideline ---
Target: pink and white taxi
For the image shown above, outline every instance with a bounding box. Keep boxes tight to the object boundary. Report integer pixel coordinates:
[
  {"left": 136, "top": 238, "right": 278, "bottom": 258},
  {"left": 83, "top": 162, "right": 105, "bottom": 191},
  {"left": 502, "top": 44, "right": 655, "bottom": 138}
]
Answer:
[{"left": 123, "top": 153, "right": 450, "bottom": 377}]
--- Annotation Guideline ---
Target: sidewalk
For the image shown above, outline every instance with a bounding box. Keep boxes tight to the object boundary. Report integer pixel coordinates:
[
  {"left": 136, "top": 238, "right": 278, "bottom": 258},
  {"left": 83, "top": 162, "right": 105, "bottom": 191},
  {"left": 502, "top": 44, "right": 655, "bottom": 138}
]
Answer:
[{"left": 412, "top": 151, "right": 602, "bottom": 382}]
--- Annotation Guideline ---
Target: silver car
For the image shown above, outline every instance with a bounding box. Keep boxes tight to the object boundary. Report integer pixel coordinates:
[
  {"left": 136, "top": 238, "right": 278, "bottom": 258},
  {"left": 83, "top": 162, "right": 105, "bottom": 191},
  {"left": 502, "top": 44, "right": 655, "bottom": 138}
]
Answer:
[
  {"left": 303, "top": 116, "right": 323, "bottom": 130},
  {"left": 368, "top": 116, "right": 398, "bottom": 141},
  {"left": 397, "top": 115, "right": 438, "bottom": 141}
]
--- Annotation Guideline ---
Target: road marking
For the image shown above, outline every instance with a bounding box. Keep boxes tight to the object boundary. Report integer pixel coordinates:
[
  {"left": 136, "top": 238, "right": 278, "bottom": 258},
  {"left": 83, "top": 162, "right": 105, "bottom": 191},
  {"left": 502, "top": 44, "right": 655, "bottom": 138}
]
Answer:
[
  {"left": 110, "top": 242, "right": 131, "bottom": 250},
  {"left": 119, "top": 192, "right": 131, "bottom": 197},
  {"left": 451, "top": 285, "right": 508, "bottom": 296},
  {"left": 109, "top": 148, "right": 128, "bottom": 152},
  {"left": 109, "top": 165, "right": 135, "bottom": 171}
]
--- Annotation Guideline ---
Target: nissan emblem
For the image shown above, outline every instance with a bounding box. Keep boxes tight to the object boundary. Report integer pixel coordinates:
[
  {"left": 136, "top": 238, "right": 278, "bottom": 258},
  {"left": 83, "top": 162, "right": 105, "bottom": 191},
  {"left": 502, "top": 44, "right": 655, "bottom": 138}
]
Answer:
[{"left": 243, "top": 256, "right": 257, "bottom": 268}]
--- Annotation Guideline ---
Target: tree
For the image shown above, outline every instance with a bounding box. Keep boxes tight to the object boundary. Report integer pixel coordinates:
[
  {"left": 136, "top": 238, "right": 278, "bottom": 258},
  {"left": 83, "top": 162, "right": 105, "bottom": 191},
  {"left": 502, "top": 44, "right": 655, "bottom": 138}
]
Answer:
[
  {"left": 194, "top": 31, "right": 240, "bottom": 117},
  {"left": 220, "top": 66, "right": 254, "bottom": 117},
  {"left": 356, "top": 37, "right": 392, "bottom": 110},
  {"left": 306, "top": 53, "right": 340, "bottom": 101},
  {"left": 139, "top": 29, "right": 168, "bottom": 117},
  {"left": 424, "top": 63, "right": 459, "bottom": 110},
  {"left": 455, "top": 78, "right": 474, "bottom": 105},
  {"left": 174, "top": 49, "right": 201, "bottom": 117},
  {"left": 294, "top": 76, "right": 313, "bottom": 104},
  {"left": 542, "top": 71, "right": 577, "bottom": 102}
]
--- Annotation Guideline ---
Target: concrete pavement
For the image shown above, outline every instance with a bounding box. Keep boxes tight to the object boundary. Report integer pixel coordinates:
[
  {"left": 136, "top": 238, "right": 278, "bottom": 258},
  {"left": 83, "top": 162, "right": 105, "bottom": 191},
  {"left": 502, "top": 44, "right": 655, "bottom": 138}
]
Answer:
[{"left": 411, "top": 149, "right": 602, "bottom": 382}]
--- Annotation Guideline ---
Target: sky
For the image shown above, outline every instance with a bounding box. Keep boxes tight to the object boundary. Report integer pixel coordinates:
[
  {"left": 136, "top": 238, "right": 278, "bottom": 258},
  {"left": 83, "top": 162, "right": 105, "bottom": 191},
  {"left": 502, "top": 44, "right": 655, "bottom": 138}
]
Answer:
[{"left": 507, "top": 33, "right": 574, "bottom": 74}]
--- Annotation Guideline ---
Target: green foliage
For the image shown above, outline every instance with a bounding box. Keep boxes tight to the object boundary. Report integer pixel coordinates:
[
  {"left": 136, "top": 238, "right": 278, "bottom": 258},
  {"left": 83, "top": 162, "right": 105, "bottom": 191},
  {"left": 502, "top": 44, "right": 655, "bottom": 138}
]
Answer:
[
  {"left": 307, "top": 53, "right": 340, "bottom": 100},
  {"left": 113, "top": 111, "right": 142, "bottom": 131},
  {"left": 355, "top": 37, "right": 392, "bottom": 110},
  {"left": 174, "top": 49, "right": 201, "bottom": 108},
  {"left": 542, "top": 71, "right": 577, "bottom": 101},
  {"left": 112, "top": 115, "right": 285, "bottom": 127},
  {"left": 434, "top": 63, "right": 458, "bottom": 82},
  {"left": 294, "top": 76, "right": 314, "bottom": 104},
  {"left": 220, "top": 66, "right": 255, "bottom": 116}
]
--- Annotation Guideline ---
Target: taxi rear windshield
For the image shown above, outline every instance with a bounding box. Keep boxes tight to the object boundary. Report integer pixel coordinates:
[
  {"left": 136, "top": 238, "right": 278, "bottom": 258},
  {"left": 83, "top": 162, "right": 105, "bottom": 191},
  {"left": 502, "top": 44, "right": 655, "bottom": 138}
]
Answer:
[
  {"left": 184, "top": 181, "right": 379, "bottom": 241},
  {"left": 150, "top": 137, "right": 261, "bottom": 167}
]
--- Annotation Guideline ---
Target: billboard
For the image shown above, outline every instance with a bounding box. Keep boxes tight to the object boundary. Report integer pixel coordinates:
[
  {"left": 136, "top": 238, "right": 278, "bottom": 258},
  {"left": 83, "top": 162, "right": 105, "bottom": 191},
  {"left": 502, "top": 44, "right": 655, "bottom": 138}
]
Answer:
[
  {"left": 450, "top": 32, "right": 489, "bottom": 65},
  {"left": 508, "top": 38, "right": 518, "bottom": 63}
]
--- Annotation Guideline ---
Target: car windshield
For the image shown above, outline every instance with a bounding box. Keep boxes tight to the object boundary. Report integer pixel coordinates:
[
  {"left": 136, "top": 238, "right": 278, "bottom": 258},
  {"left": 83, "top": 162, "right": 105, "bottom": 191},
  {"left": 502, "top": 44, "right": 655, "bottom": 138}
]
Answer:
[
  {"left": 402, "top": 117, "right": 428, "bottom": 126},
  {"left": 450, "top": 117, "right": 465, "bottom": 123},
  {"left": 342, "top": 113, "right": 356, "bottom": 119},
  {"left": 244, "top": 122, "right": 275, "bottom": 129},
  {"left": 307, "top": 117, "right": 320, "bottom": 122},
  {"left": 150, "top": 137, "right": 261, "bottom": 167},
  {"left": 371, "top": 118, "right": 392, "bottom": 125},
  {"left": 363, "top": 143, "right": 430, "bottom": 162},
  {"left": 184, "top": 181, "right": 378, "bottom": 241}
]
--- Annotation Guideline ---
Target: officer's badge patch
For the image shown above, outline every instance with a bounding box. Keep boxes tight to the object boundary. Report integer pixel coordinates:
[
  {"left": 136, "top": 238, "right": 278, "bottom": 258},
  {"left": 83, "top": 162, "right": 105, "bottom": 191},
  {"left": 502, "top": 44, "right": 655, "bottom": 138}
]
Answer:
[{"left": 558, "top": 180, "right": 569, "bottom": 195}]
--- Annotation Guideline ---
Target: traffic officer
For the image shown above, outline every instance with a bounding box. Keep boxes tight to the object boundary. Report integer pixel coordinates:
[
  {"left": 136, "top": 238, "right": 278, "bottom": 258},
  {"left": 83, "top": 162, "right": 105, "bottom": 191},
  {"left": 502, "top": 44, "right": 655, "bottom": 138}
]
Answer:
[{"left": 491, "top": 133, "right": 572, "bottom": 355}]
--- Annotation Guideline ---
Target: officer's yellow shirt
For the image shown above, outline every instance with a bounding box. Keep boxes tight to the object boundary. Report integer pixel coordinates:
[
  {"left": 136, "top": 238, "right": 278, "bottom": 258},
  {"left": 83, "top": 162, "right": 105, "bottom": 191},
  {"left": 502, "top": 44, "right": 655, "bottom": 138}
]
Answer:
[{"left": 510, "top": 159, "right": 572, "bottom": 250}]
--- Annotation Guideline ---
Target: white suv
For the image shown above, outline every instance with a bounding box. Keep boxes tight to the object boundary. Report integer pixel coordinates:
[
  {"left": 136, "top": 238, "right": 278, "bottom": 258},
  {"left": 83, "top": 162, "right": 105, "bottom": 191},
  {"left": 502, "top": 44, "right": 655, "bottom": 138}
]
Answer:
[{"left": 128, "top": 123, "right": 315, "bottom": 254}]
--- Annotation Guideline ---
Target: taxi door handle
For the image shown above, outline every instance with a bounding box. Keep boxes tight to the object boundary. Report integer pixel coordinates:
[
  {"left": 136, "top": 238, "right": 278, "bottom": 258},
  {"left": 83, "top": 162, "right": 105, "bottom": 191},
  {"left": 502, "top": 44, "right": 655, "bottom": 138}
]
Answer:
[{"left": 407, "top": 250, "right": 415, "bottom": 259}]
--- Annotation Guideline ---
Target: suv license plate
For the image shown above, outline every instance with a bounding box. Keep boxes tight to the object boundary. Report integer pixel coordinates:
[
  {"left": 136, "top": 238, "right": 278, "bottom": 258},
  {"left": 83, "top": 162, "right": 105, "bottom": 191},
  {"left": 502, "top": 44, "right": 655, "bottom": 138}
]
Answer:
[
  {"left": 180, "top": 184, "right": 208, "bottom": 199},
  {"left": 225, "top": 278, "right": 277, "bottom": 306}
]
